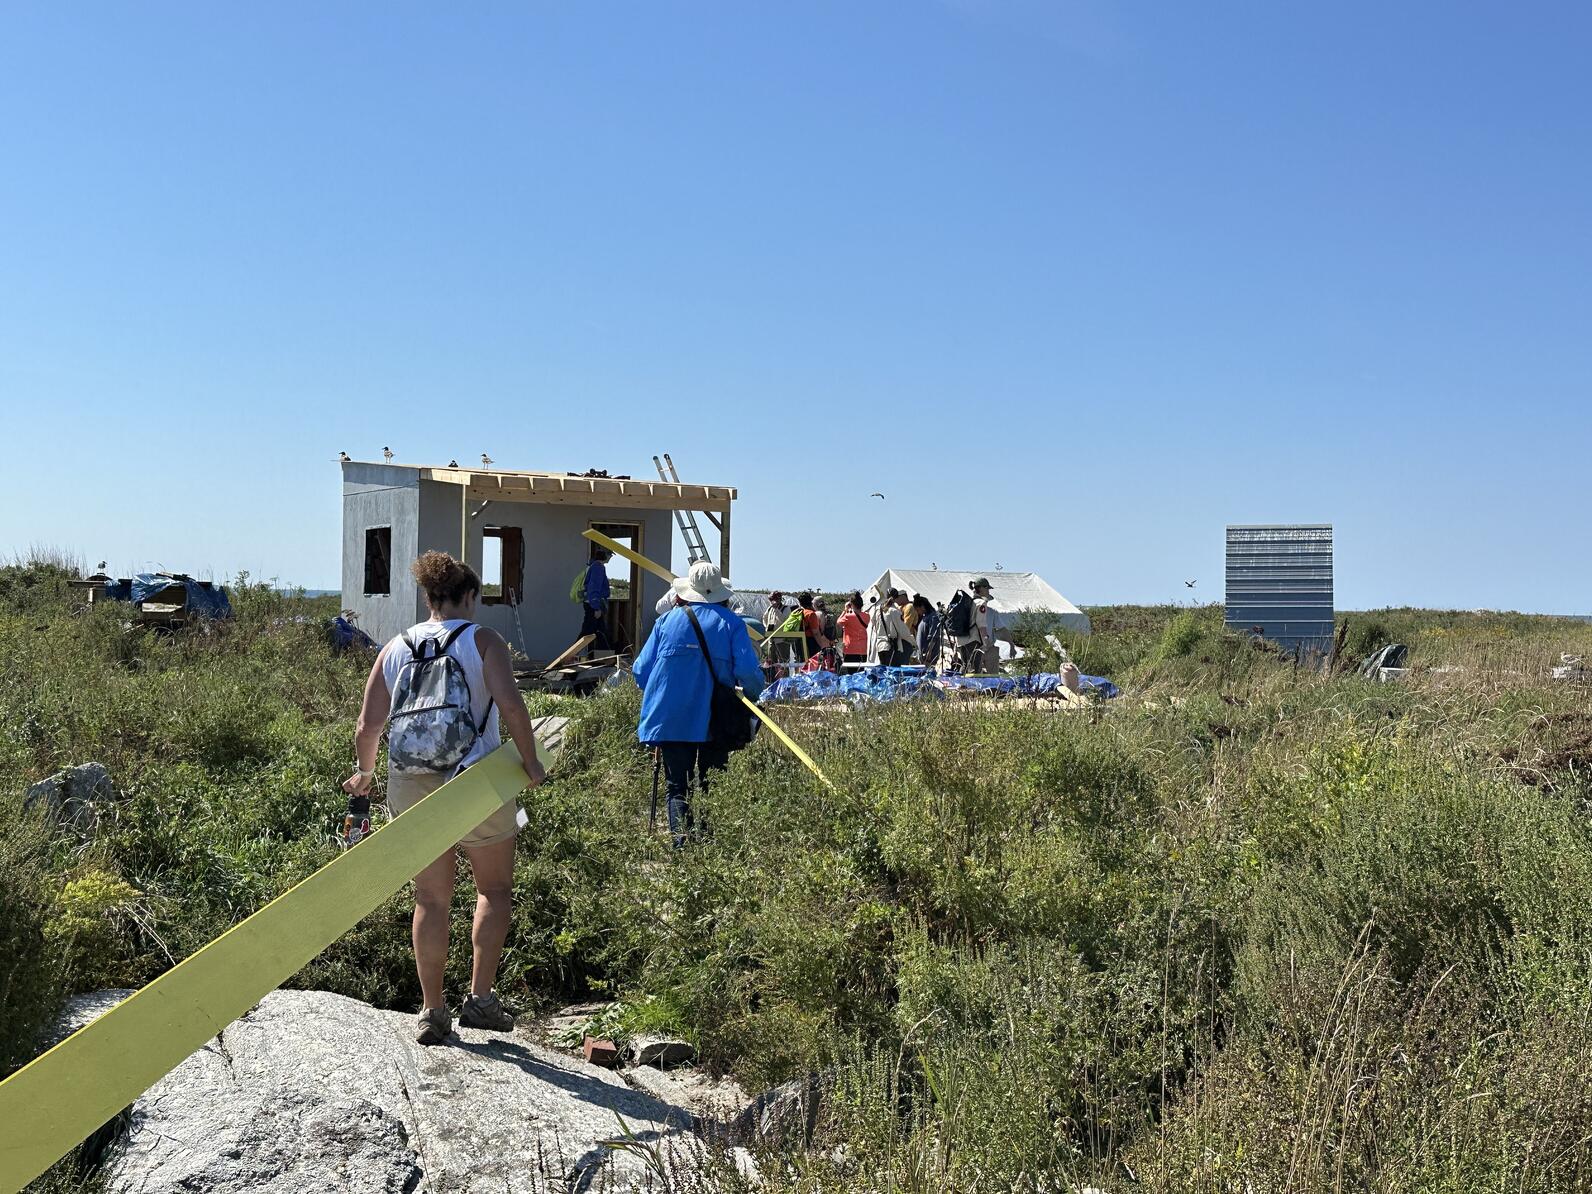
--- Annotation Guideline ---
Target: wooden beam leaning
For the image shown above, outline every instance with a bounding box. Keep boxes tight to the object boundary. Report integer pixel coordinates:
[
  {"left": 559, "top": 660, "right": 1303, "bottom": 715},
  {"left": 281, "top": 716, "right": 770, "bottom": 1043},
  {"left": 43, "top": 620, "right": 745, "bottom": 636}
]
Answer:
[{"left": 0, "top": 741, "right": 547, "bottom": 1194}]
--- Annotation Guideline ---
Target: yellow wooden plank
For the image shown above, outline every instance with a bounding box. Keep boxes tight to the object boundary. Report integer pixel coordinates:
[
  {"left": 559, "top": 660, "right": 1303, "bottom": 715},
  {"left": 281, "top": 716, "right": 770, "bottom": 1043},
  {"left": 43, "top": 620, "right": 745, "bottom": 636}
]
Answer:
[
  {"left": 738, "top": 693, "right": 835, "bottom": 789},
  {"left": 0, "top": 742, "right": 546, "bottom": 1194}
]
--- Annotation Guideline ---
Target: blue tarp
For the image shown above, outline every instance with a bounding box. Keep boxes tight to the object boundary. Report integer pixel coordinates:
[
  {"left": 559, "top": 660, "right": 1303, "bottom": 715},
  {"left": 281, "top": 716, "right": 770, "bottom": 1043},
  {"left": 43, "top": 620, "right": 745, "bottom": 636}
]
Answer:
[
  {"left": 102, "top": 574, "right": 232, "bottom": 619},
  {"left": 1078, "top": 674, "right": 1120, "bottom": 699},
  {"left": 328, "top": 615, "right": 377, "bottom": 654},
  {"left": 840, "top": 666, "right": 943, "bottom": 704},
  {"left": 760, "top": 665, "right": 1120, "bottom": 705}
]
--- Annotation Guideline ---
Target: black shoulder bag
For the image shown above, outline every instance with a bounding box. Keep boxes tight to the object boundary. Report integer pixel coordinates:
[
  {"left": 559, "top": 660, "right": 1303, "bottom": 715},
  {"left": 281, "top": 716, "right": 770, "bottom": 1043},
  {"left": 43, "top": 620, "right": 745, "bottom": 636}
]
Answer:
[{"left": 681, "top": 606, "right": 757, "bottom": 751}]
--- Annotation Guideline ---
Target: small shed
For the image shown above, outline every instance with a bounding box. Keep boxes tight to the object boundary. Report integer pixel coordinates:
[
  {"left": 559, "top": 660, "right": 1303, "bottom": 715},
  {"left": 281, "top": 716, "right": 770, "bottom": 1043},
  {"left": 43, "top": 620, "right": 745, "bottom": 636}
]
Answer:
[
  {"left": 341, "top": 460, "right": 736, "bottom": 660},
  {"left": 868, "top": 568, "right": 1091, "bottom": 636}
]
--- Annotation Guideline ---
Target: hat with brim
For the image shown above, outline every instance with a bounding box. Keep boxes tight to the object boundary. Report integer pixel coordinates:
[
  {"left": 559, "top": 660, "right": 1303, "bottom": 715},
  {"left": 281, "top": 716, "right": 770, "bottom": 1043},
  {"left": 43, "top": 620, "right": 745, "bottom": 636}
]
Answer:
[
  {"left": 673, "top": 560, "right": 734, "bottom": 604},
  {"left": 970, "top": 577, "right": 994, "bottom": 591}
]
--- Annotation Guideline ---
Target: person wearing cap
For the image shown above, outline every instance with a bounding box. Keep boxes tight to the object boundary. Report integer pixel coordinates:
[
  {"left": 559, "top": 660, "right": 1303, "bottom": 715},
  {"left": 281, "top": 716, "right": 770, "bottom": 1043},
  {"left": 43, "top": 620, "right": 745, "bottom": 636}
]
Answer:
[
  {"left": 762, "top": 591, "right": 789, "bottom": 633},
  {"left": 955, "top": 577, "right": 997, "bottom": 673},
  {"left": 633, "top": 561, "right": 765, "bottom": 847}
]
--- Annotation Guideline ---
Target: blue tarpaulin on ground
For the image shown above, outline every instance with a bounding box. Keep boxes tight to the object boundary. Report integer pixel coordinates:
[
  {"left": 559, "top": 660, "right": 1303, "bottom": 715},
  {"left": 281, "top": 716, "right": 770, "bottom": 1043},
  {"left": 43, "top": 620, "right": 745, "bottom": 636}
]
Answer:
[
  {"left": 1078, "top": 674, "right": 1120, "bottom": 699},
  {"left": 102, "top": 574, "right": 232, "bottom": 619},
  {"left": 760, "top": 666, "right": 1119, "bottom": 704},
  {"left": 328, "top": 615, "right": 377, "bottom": 653}
]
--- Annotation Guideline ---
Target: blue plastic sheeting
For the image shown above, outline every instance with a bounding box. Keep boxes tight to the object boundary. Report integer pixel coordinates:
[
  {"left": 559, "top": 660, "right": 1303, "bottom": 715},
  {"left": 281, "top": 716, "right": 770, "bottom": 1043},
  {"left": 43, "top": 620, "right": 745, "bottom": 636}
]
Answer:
[
  {"left": 102, "top": 574, "right": 232, "bottom": 619},
  {"left": 939, "top": 675, "right": 1017, "bottom": 695},
  {"left": 760, "top": 666, "right": 1120, "bottom": 704},
  {"left": 329, "top": 615, "right": 377, "bottom": 654},
  {"left": 1078, "top": 675, "right": 1120, "bottom": 699},
  {"left": 839, "top": 666, "right": 943, "bottom": 704},
  {"left": 760, "top": 669, "right": 843, "bottom": 703}
]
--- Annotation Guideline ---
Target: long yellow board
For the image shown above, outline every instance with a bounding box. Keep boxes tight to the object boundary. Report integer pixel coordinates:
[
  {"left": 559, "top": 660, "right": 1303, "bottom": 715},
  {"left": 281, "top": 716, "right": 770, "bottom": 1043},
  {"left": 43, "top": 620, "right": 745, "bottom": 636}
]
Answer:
[
  {"left": 0, "top": 742, "right": 542, "bottom": 1194},
  {"left": 581, "top": 528, "right": 834, "bottom": 789}
]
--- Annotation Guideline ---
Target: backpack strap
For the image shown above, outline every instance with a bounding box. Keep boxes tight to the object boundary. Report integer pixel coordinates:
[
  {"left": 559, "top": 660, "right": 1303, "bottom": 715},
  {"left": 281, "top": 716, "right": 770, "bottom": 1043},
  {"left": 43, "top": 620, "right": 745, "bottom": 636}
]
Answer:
[
  {"left": 438, "top": 621, "right": 474, "bottom": 652},
  {"left": 435, "top": 622, "right": 495, "bottom": 733},
  {"left": 681, "top": 605, "right": 724, "bottom": 688}
]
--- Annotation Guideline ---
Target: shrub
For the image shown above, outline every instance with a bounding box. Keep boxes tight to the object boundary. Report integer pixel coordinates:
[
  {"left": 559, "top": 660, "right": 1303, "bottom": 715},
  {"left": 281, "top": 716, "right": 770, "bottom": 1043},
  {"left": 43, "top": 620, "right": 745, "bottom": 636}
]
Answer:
[{"left": 1156, "top": 608, "right": 1204, "bottom": 660}]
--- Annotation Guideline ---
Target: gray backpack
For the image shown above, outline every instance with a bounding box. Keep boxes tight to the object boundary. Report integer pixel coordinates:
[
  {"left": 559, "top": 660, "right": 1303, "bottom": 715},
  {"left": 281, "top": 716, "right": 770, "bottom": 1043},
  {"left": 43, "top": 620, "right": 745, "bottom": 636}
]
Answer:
[{"left": 388, "top": 623, "right": 493, "bottom": 775}]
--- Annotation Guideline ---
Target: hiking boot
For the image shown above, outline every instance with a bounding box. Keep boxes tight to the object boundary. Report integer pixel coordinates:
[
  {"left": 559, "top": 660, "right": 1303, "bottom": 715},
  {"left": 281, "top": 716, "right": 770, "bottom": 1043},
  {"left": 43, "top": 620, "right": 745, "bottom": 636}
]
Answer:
[
  {"left": 458, "top": 991, "right": 515, "bottom": 1032},
  {"left": 415, "top": 1007, "right": 452, "bottom": 1046}
]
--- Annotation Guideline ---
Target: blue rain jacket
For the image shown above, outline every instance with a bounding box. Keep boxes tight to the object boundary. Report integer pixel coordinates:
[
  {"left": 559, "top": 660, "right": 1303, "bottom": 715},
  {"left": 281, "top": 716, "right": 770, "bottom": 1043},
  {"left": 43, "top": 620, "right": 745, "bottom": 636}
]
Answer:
[
  {"left": 583, "top": 559, "right": 611, "bottom": 610},
  {"left": 634, "top": 602, "right": 765, "bottom": 744}
]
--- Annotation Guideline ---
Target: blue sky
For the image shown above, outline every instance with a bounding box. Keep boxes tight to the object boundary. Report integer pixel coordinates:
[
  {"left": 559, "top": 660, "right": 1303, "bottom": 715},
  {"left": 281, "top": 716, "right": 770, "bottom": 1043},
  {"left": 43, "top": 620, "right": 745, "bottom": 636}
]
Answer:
[{"left": 2, "top": 2, "right": 1588, "bottom": 610}]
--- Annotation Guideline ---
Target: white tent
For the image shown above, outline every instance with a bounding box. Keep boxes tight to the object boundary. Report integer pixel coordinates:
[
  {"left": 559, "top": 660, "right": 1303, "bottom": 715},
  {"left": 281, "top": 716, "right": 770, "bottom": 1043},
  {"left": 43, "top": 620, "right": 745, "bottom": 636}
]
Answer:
[{"left": 868, "top": 569, "right": 1091, "bottom": 636}]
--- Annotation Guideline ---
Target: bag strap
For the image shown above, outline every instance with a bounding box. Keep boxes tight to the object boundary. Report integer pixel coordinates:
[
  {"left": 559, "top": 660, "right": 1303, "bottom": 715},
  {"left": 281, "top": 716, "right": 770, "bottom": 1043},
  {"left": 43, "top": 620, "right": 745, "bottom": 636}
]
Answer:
[
  {"left": 681, "top": 605, "right": 725, "bottom": 689},
  {"left": 438, "top": 621, "right": 474, "bottom": 652}
]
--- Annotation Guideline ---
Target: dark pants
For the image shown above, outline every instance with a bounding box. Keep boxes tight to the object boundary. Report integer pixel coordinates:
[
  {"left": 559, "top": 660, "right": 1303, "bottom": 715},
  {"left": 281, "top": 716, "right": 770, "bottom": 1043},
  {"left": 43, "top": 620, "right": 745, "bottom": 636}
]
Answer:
[
  {"left": 581, "top": 604, "right": 611, "bottom": 653},
  {"left": 658, "top": 741, "right": 729, "bottom": 848}
]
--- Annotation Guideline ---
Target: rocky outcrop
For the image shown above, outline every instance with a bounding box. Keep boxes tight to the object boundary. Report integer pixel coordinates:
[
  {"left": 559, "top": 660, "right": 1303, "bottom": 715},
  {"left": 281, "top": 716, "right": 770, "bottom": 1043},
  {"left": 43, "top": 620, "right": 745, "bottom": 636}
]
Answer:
[
  {"left": 24, "top": 762, "right": 119, "bottom": 837},
  {"left": 93, "top": 990, "right": 700, "bottom": 1193}
]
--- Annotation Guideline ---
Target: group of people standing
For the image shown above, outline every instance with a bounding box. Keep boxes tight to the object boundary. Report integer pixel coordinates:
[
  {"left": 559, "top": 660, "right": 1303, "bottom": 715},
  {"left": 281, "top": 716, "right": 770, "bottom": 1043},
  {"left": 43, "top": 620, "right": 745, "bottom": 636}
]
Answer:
[{"left": 761, "top": 577, "right": 1002, "bottom": 675}]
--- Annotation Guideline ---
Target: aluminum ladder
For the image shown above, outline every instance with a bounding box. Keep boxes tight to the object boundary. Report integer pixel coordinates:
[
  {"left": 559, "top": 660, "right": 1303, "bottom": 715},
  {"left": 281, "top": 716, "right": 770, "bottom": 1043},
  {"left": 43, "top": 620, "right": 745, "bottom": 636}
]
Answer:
[{"left": 654, "top": 453, "right": 712, "bottom": 564}]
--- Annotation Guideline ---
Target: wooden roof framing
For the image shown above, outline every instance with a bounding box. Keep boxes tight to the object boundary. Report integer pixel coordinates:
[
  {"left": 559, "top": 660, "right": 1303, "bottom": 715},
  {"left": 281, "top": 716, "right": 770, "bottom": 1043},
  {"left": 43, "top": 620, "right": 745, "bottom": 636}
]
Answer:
[{"left": 415, "top": 465, "right": 735, "bottom": 512}]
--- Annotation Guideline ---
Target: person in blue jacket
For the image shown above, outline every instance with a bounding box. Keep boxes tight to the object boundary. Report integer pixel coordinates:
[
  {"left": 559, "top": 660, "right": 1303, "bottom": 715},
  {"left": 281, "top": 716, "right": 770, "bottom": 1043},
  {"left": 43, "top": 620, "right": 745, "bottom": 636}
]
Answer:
[
  {"left": 633, "top": 560, "right": 765, "bottom": 846},
  {"left": 581, "top": 547, "right": 613, "bottom": 654}
]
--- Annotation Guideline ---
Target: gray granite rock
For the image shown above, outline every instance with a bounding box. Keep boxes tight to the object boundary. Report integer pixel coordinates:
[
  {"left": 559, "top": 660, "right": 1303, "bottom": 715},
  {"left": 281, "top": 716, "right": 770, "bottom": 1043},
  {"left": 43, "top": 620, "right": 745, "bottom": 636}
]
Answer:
[
  {"left": 23, "top": 761, "right": 118, "bottom": 837},
  {"left": 100, "top": 989, "right": 700, "bottom": 1193},
  {"left": 629, "top": 1034, "right": 696, "bottom": 1069}
]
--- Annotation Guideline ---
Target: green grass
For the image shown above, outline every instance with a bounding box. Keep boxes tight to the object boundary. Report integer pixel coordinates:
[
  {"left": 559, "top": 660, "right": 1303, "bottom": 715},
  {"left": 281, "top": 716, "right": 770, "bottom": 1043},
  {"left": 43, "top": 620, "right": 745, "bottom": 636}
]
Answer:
[{"left": 7, "top": 556, "right": 1592, "bottom": 1191}]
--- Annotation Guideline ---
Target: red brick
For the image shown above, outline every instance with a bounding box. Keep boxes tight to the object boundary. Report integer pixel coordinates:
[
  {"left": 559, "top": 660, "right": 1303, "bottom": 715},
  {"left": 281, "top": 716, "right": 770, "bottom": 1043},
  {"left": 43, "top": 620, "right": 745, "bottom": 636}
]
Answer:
[{"left": 583, "top": 1036, "right": 620, "bottom": 1067}]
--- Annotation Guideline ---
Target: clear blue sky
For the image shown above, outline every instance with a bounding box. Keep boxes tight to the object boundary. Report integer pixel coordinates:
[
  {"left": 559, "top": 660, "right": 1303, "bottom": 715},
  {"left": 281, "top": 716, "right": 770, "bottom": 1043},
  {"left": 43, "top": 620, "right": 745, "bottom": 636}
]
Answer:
[{"left": 3, "top": 3, "right": 1588, "bottom": 610}]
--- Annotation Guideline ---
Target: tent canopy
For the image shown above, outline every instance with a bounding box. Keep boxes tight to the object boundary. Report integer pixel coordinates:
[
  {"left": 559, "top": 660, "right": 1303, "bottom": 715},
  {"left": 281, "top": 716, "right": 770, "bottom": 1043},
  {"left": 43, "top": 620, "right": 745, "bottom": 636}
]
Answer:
[{"left": 868, "top": 568, "right": 1091, "bottom": 636}]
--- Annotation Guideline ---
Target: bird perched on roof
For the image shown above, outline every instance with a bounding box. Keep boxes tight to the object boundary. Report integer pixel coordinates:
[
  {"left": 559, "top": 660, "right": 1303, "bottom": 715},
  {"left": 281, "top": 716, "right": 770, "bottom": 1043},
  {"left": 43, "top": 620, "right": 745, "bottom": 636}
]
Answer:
[
  {"left": 931, "top": 562, "right": 937, "bottom": 570},
  {"left": 1185, "top": 579, "right": 1197, "bottom": 588},
  {"left": 481, "top": 453, "right": 493, "bottom": 467},
  {"left": 339, "top": 451, "right": 351, "bottom": 462},
  {"left": 448, "top": 459, "right": 458, "bottom": 468},
  {"left": 869, "top": 492, "right": 885, "bottom": 500},
  {"left": 383, "top": 447, "right": 394, "bottom": 463}
]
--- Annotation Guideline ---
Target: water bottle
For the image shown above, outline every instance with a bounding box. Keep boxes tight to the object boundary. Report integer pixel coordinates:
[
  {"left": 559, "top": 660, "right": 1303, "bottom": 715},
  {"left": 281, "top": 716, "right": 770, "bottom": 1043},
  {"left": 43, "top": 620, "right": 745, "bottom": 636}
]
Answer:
[{"left": 341, "top": 795, "right": 372, "bottom": 848}]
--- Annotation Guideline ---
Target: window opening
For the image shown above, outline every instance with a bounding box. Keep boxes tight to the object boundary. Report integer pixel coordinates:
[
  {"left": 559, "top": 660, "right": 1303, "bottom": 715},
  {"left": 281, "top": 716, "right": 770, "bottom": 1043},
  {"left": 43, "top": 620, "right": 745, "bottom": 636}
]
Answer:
[{"left": 364, "top": 527, "right": 392, "bottom": 595}]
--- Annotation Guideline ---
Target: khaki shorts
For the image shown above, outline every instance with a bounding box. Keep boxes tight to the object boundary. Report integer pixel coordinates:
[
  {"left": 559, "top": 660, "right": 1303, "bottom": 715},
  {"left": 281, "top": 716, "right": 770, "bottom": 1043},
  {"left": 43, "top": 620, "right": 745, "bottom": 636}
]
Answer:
[{"left": 386, "top": 767, "right": 519, "bottom": 850}]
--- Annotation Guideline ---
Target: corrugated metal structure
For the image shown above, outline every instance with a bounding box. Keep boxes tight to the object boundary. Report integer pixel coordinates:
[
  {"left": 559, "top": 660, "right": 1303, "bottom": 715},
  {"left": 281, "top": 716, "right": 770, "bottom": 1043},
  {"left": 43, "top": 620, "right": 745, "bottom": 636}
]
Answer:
[{"left": 1225, "top": 524, "right": 1334, "bottom": 656}]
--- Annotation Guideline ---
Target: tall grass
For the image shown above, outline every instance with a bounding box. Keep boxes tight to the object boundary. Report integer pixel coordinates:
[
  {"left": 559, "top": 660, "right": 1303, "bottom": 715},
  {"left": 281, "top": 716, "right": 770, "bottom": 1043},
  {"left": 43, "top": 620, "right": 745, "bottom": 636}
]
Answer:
[{"left": 6, "top": 561, "right": 1592, "bottom": 1191}]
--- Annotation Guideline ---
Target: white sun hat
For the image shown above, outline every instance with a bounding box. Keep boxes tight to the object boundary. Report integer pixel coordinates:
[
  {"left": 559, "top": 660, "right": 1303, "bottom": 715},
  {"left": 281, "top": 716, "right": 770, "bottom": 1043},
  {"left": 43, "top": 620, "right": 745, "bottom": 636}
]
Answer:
[{"left": 671, "top": 560, "right": 734, "bottom": 604}]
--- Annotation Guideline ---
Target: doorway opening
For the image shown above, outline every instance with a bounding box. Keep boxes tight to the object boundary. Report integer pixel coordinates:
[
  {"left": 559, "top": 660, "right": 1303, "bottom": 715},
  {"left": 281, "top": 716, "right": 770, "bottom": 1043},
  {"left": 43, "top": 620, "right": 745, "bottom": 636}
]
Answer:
[{"left": 588, "top": 521, "right": 642, "bottom": 655}]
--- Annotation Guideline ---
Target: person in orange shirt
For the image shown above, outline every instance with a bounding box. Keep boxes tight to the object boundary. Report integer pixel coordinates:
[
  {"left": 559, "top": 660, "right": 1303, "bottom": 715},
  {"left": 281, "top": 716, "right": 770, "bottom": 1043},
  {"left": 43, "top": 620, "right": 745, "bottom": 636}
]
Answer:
[
  {"left": 837, "top": 591, "right": 871, "bottom": 664},
  {"left": 795, "top": 592, "right": 831, "bottom": 659}
]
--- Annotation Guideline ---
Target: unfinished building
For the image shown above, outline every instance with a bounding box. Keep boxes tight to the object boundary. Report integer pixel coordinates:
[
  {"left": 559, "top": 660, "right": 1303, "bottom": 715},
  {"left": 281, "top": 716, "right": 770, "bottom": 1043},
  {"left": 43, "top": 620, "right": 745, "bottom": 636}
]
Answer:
[{"left": 340, "top": 460, "right": 735, "bottom": 661}]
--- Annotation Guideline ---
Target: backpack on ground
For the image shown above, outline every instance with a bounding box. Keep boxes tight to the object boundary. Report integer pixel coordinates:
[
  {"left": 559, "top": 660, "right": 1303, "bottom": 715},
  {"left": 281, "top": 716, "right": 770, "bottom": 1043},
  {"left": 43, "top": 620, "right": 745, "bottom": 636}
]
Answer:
[
  {"left": 388, "top": 624, "right": 494, "bottom": 775},
  {"left": 946, "top": 590, "right": 975, "bottom": 637}
]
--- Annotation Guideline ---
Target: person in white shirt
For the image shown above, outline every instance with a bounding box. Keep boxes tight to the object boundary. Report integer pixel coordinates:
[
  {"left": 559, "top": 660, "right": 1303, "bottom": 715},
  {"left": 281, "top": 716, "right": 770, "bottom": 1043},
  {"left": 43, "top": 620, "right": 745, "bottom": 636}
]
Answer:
[{"left": 868, "top": 588, "right": 916, "bottom": 666}]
